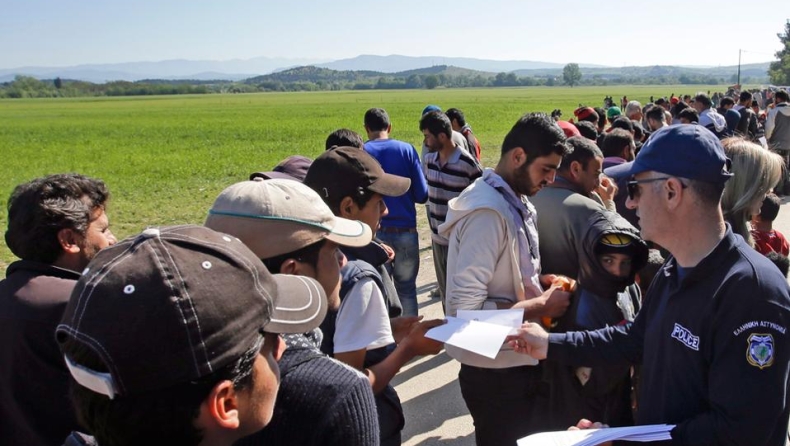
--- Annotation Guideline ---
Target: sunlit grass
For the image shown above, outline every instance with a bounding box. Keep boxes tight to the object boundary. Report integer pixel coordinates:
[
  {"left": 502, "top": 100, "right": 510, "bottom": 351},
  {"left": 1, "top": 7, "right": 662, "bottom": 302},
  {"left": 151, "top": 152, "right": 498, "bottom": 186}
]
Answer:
[{"left": 0, "top": 85, "right": 716, "bottom": 269}]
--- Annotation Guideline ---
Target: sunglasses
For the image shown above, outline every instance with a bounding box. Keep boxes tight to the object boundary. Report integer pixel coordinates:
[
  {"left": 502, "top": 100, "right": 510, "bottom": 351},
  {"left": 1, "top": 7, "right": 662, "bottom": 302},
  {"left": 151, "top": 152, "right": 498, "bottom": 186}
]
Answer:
[{"left": 626, "top": 177, "right": 672, "bottom": 200}]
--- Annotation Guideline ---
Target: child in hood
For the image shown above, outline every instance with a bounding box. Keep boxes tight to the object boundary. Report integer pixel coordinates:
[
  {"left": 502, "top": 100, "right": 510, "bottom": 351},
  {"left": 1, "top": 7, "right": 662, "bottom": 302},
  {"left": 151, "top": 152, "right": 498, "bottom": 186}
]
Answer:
[{"left": 543, "top": 210, "right": 648, "bottom": 430}]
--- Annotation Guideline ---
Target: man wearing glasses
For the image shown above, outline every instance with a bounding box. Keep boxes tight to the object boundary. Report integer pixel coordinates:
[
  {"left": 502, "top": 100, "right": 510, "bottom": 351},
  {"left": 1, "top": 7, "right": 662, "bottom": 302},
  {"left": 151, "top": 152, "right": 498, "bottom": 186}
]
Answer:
[{"left": 509, "top": 125, "right": 790, "bottom": 445}]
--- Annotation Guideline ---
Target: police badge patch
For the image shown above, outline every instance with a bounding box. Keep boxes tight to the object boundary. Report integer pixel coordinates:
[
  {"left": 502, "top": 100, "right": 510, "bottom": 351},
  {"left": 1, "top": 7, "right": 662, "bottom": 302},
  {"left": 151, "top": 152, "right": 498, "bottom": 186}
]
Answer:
[{"left": 746, "top": 333, "right": 775, "bottom": 369}]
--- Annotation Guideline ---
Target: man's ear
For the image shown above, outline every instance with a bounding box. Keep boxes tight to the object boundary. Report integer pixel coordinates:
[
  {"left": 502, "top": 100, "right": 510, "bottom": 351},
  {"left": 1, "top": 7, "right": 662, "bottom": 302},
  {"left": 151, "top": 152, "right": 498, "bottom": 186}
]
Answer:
[
  {"left": 665, "top": 178, "right": 685, "bottom": 209},
  {"left": 387, "top": 124, "right": 393, "bottom": 133},
  {"left": 279, "top": 259, "right": 300, "bottom": 275},
  {"left": 57, "top": 228, "right": 82, "bottom": 255},
  {"left": 570, "top": 160, "right": 582, "bottom": 178},
  {"left": 203, "top": 380, "right": 241, "bottom": 430},
  {"left": 511, "top": 147, "right": 528, "bottom": 168},
  {"left": 338, "top": 196, "right": 357, "bottom": 219}
]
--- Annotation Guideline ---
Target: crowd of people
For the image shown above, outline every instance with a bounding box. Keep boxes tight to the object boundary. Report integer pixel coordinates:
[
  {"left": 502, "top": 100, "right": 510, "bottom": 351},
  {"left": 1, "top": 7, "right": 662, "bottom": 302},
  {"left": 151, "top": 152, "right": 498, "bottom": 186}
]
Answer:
[{"left": 2, "top": 88, "right": 790, "bottom": 446}]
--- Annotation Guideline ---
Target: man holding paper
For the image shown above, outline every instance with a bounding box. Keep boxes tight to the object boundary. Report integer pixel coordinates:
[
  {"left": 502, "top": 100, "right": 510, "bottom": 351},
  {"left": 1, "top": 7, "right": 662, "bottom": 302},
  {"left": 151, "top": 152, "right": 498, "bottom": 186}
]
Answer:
[
  {"left": 438, "top": 113, "right": 574, "bottom": 446},
  {"left": 510, "top": 125, "right": 790, "bottom": 446}
]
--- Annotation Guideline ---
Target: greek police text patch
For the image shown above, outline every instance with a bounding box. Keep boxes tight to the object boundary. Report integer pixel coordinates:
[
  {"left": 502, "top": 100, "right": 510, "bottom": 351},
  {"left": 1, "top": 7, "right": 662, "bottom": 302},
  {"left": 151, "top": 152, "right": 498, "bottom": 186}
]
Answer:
[
  {"left": 746, "top": 333, "right": 774, "bottom": 369},
  {"left": 671, "top": 323, "right": 700, "bottom": 351}
]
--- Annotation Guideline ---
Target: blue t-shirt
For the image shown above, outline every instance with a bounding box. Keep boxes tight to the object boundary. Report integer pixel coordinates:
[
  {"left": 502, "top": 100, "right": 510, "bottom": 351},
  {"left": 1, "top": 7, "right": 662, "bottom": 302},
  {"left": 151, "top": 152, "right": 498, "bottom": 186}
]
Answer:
[{"left": 364, "top": 139, "right": 428, "bottom": 228}]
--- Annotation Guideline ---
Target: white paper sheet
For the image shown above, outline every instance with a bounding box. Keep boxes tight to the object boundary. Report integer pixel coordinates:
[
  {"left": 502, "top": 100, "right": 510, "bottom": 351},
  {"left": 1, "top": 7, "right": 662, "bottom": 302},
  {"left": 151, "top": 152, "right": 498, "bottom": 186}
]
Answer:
[
  {"left": 517, "top": 424, "right": 675, "bottom": 446},
  {"left": 425, "top": 316, "right": 512, "bottom": 359},
  {"left": 457, "top": 308, "right": 525, "bottom": 334}
]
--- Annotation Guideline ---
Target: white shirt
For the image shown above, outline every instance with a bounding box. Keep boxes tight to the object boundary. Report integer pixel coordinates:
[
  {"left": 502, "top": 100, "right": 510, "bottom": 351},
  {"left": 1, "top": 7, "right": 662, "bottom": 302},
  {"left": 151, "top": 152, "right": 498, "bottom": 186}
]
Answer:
[{"left": 333, "top": 278, "right": 394, "bottom": 354}]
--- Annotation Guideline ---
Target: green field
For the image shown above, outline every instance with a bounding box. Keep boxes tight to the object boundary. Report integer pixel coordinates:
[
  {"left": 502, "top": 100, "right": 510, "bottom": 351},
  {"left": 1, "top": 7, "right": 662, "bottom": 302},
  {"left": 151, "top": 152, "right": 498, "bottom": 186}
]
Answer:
[{"left": 0, "top": 85, "right": 717, "bottom": 270}]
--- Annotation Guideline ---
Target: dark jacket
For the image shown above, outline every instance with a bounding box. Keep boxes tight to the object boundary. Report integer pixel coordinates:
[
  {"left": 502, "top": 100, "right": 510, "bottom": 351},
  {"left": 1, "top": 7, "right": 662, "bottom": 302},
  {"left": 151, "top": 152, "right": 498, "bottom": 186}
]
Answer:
[
  {"left": 545, "top": 211, "right": 648, "bottom": 430},
  {"left": 0, "top": 260, "right": 81, "bottom": 446},
  {"left": 236, "top": 332, "right": 379, "bottom": 446},
  {"left": 547, "top": 226, "right": 790, "bottom": 445}
]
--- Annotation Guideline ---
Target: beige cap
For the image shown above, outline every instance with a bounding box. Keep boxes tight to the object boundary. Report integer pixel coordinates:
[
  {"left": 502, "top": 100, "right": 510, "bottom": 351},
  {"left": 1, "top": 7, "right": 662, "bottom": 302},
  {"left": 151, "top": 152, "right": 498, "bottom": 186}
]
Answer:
[{"left": 205, "top": 179, "right": 372, "bottom": 259}]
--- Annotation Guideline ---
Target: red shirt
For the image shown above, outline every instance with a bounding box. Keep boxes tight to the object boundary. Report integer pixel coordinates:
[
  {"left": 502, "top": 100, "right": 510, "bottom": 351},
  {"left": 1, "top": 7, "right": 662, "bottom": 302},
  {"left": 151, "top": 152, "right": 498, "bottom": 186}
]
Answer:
[{"left": 752, "top": 228, "right": 790, "bottom": 256}]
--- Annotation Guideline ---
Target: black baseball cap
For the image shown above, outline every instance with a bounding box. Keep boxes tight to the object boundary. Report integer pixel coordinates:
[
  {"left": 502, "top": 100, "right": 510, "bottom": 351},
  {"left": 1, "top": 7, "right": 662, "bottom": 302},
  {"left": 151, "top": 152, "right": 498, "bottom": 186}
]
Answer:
[
  {"left": 250, "top": 155, "right": 312, "bottom": 182},
  {"left": 304, "top": 146, "right": 410, "bottom": 200}
]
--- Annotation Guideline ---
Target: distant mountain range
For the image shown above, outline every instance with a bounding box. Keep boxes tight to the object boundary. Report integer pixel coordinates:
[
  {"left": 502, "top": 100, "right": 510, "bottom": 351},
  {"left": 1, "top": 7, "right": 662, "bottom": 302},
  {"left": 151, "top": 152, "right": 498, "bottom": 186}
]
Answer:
[{"left": 0, "top": 54, "right": 771, "bottom": 84}]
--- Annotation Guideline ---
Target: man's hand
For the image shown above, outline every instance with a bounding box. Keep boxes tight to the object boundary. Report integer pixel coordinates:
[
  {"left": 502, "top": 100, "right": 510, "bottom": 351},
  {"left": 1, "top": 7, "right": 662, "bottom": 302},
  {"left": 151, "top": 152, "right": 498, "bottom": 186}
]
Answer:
[
  {"left": 507, "top": 322, "right": 550, "bottom": 359},
  {"left": 569, "top": 419, "right": 611, "bottom": 446},
  {"left": 539, "top": 274, "right": 558, "bottom": 289},
  {"left": 512, "top": 283, "right": 571, "bottom": 319},
  {"left": 595, "top": 175, "right": 618, "bottom": 202},
  {"left": 400, "top": 319, "right": 446, "bottom": 357},
  {"left": 540, "top": 284, "right": 572, "bottom": 318},
  {"left": 380, "top": 242, "right": 396, "bottom": 262},
  {"left": 390, "top": 316, "right": 422, "bottom": 344}
]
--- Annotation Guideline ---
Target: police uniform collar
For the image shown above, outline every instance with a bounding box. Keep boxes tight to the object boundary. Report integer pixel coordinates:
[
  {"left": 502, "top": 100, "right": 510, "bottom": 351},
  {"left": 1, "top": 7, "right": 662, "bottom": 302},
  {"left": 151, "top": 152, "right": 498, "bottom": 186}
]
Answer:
[{"left": 664, "top": 224, "right": 735, "bottom": 286}]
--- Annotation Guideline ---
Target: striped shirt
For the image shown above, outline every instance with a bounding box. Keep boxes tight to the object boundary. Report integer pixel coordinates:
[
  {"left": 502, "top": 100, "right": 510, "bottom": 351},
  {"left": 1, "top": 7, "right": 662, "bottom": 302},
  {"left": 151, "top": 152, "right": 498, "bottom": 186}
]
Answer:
[{"left": 425, "top": 146, "right": 483, "bottom": 245}]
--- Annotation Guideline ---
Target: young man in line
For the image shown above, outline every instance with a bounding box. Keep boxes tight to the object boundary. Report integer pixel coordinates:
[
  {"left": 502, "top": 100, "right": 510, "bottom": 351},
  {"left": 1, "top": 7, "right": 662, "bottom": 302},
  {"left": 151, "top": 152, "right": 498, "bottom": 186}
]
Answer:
[
  {"left": 421, "top": 110, "right": 482, "bottom": 308},
  {"left": 438, "top": 113, "right": 574, "bottom": 445},
  {"left": 205, "top": 178, "right": 380, "bottom": 446},
  {"left": 305, "top": 147, "right": 445, "bottom": 446},
  {"left": 363, "top": 107, "right": 429, "bottom": 317}
]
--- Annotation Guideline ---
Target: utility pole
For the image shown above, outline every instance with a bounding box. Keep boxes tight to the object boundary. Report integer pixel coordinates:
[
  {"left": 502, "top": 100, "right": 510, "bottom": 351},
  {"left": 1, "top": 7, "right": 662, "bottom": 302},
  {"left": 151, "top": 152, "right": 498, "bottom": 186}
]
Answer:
[{"left": 737, "top": 49, "right": 741, "bottom": 89}]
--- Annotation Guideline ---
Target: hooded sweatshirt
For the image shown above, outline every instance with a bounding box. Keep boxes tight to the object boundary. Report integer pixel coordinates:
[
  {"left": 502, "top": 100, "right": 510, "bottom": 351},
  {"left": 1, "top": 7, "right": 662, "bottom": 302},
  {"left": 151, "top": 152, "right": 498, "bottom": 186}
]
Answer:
[
  {"left": 439, "top": 169, "right": 542, "bottom": 368},
  {"left": 542, "top": 211, "right": 648, "bottom": 430}
]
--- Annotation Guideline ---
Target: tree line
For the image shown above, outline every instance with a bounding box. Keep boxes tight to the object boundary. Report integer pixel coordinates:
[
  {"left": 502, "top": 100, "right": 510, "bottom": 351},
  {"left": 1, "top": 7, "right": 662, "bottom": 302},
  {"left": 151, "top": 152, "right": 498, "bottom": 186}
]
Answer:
[{"left": 1, "top": 71, "right": 756, "bottom": 99}]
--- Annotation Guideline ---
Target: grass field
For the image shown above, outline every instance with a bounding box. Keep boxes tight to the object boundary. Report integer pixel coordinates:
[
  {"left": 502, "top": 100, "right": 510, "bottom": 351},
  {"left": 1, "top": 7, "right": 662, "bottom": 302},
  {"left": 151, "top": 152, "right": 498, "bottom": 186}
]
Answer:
[{"left": 0, "top": 85, "right": 719, "bottom": 270}]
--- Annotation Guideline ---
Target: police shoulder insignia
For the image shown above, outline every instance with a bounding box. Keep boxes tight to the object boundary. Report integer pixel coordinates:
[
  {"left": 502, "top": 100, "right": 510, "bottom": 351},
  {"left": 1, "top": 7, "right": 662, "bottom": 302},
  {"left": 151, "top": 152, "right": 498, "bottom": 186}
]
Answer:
[{"left": 746, "top": 333, "right": 775, "bottom": 369}]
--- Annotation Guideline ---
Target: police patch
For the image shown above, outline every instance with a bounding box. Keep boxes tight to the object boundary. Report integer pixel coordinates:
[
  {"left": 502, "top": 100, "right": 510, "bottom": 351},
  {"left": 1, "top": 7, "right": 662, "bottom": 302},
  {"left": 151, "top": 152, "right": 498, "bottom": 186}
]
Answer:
[{"left": 746, "top": 333, "right": 774, "bottom": 369}]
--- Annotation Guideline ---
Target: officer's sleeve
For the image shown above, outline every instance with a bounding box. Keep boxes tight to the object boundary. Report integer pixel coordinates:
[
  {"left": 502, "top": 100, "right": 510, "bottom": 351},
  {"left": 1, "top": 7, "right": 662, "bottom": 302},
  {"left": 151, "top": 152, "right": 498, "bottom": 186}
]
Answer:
[
  {"left": 670, "top": 280, "right": 790, "bottom": 445},
  {"left": 546, "top": 305, "right": 646, "bottom": 367}
]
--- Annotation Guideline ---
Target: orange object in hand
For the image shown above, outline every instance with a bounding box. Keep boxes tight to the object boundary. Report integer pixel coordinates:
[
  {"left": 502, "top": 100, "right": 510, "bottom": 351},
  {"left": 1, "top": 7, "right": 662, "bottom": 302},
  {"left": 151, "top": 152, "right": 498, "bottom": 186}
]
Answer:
[{"left": 542, "top": 276, "right": 576, "bottom": 329}]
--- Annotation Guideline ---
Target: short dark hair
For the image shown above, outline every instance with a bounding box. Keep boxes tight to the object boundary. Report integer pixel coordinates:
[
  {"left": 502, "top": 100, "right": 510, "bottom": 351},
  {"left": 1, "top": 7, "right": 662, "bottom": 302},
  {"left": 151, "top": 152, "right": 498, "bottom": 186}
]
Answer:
[
  {"left": 678, "top": 107, "right": 699, "bottom": 123},
  {"left": 5, "top": 173, "right": 110, "bottom": 264},
  {"left": 593, "top": 107, "right": 607, "bottom": 130},
  {"left": 671, "top": 101, "right": 689, "bottom": 118},
  {"left": 560, "top": 136, "right": 603, "bottom": 171},
  {"left": 776, "top": 90, "right": 790, "bottom": 103},
  {"left": 655, "top": 97, "right": 667, "bottom": 106},
  {"left": 758, "top": 193, "right": 782, "bottom": 222},
  {"left": 694, "top": 93, "right": 712, "bottom": 108},
  {"left": 64, "top": 335, "right": 257, "bottom": 446},
  {"left": 610, "top": 116, "right": 634, "bottom": 133},
  {"left": 739, "top": 91, "right": 753, "bottom": 103},
  {"left": 326, "top": 128, "right": 363, "bottom": 150},
  {"left": 445, "top": 108, "right": 467, "bottom": 127},
  {"left": 719, "top": 97, "right": 736, "bottom": 108},
  {"left": 419, "top": 110, "right": 452, "bottom": 139},
  {"left": 574, "top": 120, "right": 598, "bottom": 140},
  {"left": 686, "top": 179, "right": 725, "bottom": 207},
  {"left": 501, "top": 113, "right": 570, "bottom": 161},
  {"left": 261, "top": 239, "right": 326, "bottom": 273},
  {"left": 766, "top": 251, "right": 790, "bottom": 277},
  {"left": 600, "top": 129, "right": 634, "bottom": 158},
  {"left": 646, "top": 106, "right": 666, "bottom": 123},
  {"left": 363, "top": 108, "right": 390, "bottom": 132}
]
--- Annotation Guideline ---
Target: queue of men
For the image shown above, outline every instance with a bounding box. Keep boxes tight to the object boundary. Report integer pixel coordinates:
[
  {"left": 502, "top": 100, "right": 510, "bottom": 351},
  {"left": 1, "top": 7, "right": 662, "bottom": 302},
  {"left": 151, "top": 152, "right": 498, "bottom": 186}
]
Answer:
[{"left": 2, "top": 93, "right": 790, "bottom": 446}]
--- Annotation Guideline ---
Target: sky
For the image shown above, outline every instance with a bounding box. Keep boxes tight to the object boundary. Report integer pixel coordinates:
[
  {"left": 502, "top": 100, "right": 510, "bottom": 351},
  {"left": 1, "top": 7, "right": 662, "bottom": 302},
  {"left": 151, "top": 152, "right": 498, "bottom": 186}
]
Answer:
[{"left": 1, "top": 0, "right": 786, "bottom": 69}]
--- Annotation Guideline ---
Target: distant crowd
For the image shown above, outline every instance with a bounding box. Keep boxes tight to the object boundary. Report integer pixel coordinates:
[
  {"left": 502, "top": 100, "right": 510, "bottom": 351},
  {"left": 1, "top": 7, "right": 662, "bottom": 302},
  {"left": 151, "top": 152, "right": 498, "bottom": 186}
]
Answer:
[{"left": 2, "top": 86, "right": 790, "bottom": 446}]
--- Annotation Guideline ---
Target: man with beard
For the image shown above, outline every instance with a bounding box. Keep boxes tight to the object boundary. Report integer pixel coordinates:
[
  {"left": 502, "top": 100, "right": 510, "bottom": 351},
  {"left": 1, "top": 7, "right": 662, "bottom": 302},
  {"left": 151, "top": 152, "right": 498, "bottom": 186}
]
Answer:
[
  {"left": 421, "top": 110, "right": 482, "bottom": 308},
  {"left": 532, "top": 136, "right": 615, "bottom": 279},
  {"left": 438, "top": 113, "right": 573, "bottom": 445},
  {"left": 0, "top": 174, "right": 117, "bottom": 445},
  {"left": 601, "top": 129, "right": 639, "bottom": 228}
]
